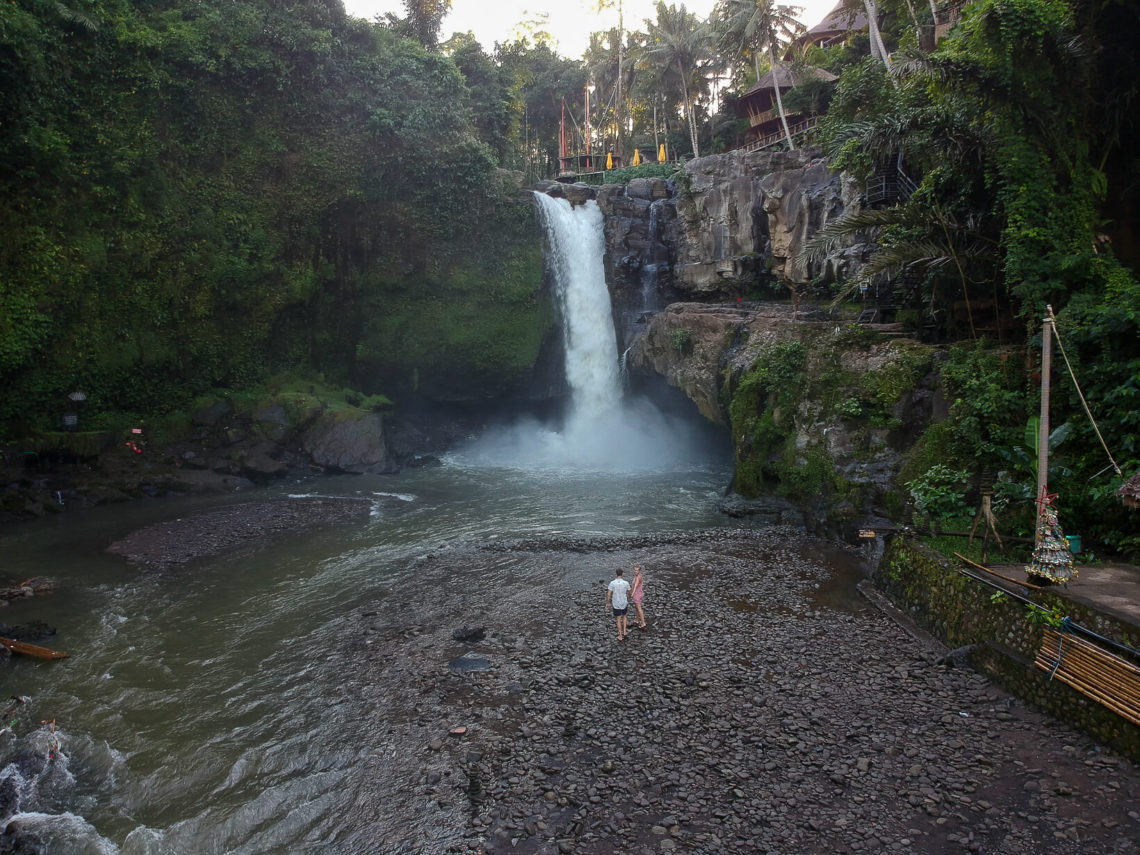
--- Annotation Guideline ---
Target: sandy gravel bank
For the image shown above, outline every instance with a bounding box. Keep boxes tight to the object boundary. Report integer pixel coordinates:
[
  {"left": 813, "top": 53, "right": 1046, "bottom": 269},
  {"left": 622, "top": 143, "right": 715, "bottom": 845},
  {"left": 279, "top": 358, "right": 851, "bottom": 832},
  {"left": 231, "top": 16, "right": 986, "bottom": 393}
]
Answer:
[
  {"left": 330, "top": 527, "right": 1140, "bottom": 854},
  {"left": 105, "top": 496, "right": 373, "bottom": 568}
]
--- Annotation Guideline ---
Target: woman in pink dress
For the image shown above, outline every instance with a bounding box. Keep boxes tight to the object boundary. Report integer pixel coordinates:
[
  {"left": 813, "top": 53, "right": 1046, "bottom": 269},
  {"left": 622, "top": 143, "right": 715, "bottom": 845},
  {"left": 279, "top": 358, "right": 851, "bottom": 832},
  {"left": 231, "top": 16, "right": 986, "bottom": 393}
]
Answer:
[{"left": 630, "top": 564, "right": 647, "bottom": 629}]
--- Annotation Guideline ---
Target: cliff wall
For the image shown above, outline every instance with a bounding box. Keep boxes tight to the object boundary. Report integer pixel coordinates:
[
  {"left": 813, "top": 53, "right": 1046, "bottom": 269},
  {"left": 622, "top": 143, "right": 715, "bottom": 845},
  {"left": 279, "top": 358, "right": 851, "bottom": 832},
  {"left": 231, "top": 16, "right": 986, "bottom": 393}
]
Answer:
[
  {"left": 536, "top": 150, "right": 933, "bottom": 525},
  {"left": 675, "top": 148, "right": 868, "bottom": 297}
]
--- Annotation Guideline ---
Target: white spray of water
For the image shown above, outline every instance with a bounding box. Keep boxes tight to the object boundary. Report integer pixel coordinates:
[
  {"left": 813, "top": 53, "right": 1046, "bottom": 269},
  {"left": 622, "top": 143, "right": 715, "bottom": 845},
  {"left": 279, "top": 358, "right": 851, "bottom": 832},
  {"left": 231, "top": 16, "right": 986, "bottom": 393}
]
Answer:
[
  {"left": 455, "top": 192, "right": 716, "bottom": 472},
  {"left": 534, "top": 193, "right": 622, "bottom": 419}
]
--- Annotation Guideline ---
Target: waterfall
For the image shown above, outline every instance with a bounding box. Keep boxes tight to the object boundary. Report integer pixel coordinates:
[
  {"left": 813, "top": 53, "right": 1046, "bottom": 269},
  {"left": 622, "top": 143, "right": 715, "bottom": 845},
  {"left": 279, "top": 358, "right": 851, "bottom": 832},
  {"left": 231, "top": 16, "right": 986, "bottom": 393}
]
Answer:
[
  {"left": 452, "top": 192, "right": 720, "bottom": 472},
  {"left": 641, "top": 199, "right": 665, "bottom": 313},
  {"left": 532, "top": 193, "right": 622, "bottom": 421}
]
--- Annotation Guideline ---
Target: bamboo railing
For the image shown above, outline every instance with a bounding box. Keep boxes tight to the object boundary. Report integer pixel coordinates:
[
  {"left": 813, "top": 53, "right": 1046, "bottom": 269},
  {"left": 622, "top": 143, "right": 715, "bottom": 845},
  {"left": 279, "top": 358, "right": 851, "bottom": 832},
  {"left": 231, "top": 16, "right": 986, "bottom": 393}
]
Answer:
[{"left": 1035, "top": 627, "right": 1140, "bottom": 726}]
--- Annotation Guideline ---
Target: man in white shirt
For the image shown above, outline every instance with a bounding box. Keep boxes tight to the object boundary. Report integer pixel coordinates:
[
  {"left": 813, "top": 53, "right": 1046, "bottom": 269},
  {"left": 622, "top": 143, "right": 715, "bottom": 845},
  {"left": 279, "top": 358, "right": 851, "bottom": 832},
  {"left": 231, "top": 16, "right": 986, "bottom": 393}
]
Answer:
[{"left": 605, "top": 568, "right": 632, "bottom": 641}]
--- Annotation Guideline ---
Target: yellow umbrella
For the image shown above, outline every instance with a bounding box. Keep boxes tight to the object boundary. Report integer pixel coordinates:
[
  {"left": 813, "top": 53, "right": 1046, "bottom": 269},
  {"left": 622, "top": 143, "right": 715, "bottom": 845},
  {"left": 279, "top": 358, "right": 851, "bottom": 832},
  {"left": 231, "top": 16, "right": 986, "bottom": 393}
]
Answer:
[
  {"left": 632, "top": 148, "right": 641, "bottom": 166},
  {"left": 657, "top": 143, "right": 666, "bottom": 163},
  {"left": 606, "top": 151, "right": 613, "bottom": 170}
]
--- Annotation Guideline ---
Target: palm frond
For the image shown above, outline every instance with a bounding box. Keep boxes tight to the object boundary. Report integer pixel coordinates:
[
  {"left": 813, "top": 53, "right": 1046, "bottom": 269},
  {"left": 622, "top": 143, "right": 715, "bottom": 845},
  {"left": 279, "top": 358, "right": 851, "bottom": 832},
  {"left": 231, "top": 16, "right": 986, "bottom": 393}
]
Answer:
[
  {"left": 55, "top": 2, "right": 98, "bottom": 31},
  {"left": 797, "top": 206, "right": 912, "bottom": 266}
]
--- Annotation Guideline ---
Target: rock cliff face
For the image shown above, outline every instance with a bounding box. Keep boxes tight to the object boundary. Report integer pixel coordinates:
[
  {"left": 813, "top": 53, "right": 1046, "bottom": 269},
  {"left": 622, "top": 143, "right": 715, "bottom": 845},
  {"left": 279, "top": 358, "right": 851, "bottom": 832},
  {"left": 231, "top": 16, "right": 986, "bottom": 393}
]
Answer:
[
  {"left": 674, "top": 148, "right": 867, "bottom": 297},
  {"left": 628, "top": 301, "right": 825, "bottom": 425},
  {"left": 534, "top": 147, "right": 868, "bottom": 337},
  {"left": 628, "top": 302, "right": 941, "bottom": 522}
]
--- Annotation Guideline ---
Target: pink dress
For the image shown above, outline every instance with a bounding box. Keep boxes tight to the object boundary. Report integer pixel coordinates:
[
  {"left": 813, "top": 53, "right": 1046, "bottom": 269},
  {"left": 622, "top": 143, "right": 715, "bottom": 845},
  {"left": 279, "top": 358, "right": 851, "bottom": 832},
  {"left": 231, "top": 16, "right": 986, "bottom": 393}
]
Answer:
[{"left": 631, "top": 575, "right": 645, "bottom": 604}]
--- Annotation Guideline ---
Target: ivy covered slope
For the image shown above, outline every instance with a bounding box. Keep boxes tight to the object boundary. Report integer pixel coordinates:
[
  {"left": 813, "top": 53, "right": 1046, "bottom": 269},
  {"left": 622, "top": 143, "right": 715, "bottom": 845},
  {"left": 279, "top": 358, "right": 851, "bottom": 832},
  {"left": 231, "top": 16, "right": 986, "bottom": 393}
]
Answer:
[
  {"left": 724, "top": 323, "right": 935, "bottom": 524},
  {"left": 765, "top": 0, "right": 1139, "bottom": 554},
  {"left": 0, "top": 0, "right": 549, "bottom": 431}
]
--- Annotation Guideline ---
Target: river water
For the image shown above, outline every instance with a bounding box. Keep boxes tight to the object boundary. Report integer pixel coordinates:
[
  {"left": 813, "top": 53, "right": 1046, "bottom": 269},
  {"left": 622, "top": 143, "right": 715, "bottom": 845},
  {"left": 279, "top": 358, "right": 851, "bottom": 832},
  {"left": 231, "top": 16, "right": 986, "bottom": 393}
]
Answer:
[
  {"left": 0, "top": 457, "right": 749, "bottom": 852},
  {"left": 0, "top": 195, "right": 795, "bottom": 851}
]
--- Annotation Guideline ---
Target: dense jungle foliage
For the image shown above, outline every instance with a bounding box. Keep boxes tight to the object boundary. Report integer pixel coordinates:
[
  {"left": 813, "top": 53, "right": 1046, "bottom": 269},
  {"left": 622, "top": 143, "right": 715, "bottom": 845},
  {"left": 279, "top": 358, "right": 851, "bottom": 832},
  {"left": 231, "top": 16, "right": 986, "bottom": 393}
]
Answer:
[
  {"left": 1, "top": 0, "right": 1137, "bottom": 553},
  {"left": 811, "top": 0, "right": 1139, "bottom": 555},
  {"left": 765, "top": 0, "right": 1138, "bottom": 555},
  {"left": 0, "top": 0, "right": 562, "bottom": 432}
]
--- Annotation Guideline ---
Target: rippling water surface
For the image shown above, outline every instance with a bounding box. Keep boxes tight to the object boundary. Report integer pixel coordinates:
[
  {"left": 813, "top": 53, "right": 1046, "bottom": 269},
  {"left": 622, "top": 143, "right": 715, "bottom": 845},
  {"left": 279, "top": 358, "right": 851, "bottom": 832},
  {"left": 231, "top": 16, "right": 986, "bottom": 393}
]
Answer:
[{"left": 0, "top": 458, "right": 739, "bottom": 852}]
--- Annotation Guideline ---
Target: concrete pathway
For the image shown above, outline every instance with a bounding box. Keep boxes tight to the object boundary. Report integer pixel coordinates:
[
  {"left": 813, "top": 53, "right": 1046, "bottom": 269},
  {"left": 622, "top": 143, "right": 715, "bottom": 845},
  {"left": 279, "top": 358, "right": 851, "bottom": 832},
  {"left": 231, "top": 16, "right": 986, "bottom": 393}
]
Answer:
[{"left": 991, "top": 560, "right": 1140, "bottom": 630}]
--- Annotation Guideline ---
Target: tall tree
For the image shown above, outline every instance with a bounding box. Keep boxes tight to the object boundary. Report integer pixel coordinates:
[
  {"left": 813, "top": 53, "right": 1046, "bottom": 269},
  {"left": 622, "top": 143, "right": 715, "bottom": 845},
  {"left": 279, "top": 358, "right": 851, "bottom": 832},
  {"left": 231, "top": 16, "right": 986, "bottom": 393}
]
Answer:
[
  {"left": 593, "top": 1, "right": 628, "bottom": 158},
  {"left": 644, "top": 2, "right": 712, "bottom": 158},
  {"left": 400, "top": 0, "right": 451, "bottom": 49},
  {"left": 715, "top": 0, "right": 804, "bottom": 149}
]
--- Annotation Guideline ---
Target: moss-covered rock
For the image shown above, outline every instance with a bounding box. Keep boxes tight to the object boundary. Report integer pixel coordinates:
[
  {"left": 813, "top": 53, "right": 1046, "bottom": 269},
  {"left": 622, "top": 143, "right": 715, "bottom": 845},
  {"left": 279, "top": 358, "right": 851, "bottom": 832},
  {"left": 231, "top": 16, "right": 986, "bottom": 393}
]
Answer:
[{"left": 354, "top": 200, "right": 553, "bottom": 404}]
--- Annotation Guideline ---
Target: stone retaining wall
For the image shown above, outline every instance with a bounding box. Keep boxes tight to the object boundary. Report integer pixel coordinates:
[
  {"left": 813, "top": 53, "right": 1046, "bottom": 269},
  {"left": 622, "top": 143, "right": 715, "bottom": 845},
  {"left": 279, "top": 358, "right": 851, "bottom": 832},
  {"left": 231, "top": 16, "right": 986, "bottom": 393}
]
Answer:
[{"left": 874, "top": 536, "right": 1140, "bottom": 762}]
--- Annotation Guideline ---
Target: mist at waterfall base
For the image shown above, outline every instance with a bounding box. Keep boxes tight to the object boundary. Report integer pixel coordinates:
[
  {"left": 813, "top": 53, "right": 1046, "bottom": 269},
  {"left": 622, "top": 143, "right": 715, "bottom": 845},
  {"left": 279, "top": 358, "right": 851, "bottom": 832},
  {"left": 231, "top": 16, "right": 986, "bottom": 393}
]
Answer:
[
  {"left": 455, "top": 192, "right": 724, "bottom": 473},
  {"left": 455, "top": 396, "right": 723, "bottom": 471}
]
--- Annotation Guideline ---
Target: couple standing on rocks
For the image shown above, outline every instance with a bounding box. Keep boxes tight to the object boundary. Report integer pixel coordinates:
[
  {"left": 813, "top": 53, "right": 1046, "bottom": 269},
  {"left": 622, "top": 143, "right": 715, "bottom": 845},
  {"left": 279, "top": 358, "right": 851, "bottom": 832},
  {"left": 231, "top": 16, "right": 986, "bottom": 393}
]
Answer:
[{"left": 604, "top": 564, "right": 647, "bottom": 641}]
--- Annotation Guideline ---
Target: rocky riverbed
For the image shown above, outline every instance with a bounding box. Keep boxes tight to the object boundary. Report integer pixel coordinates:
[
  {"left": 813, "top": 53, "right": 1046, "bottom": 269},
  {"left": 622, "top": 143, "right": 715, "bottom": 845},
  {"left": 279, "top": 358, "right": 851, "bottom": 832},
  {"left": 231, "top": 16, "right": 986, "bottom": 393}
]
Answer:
[
  {"left": 105, "top": 496, "right": 374, "bottom": 568},
  {"left": 339, "top": 527, "right": 1140, "bottom": 854}
]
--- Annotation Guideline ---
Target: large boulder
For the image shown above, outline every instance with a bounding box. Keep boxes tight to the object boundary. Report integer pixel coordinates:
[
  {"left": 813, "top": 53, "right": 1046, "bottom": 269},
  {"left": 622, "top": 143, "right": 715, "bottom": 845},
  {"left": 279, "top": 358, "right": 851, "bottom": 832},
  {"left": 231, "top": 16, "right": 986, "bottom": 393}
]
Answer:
[
  {"left": 301, "top": 411, "right": 396, "bottom": 474},
  {"left": 561, "top": 182, "right": 596, "bottom": 206}
]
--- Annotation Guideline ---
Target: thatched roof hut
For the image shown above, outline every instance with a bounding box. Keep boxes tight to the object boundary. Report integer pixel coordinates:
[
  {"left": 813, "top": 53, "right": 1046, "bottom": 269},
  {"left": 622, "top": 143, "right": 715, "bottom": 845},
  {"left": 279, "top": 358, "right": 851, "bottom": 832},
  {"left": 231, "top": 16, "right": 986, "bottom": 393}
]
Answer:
[{"left": 1118, "top": 472, "right": 1140, "bottom": 509}]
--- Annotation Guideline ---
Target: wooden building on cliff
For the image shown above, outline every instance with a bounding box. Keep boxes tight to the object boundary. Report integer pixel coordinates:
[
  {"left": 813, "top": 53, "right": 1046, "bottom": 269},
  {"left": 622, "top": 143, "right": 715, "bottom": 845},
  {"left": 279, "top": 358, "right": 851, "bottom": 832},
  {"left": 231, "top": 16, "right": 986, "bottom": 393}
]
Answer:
[
  {"left": 735, "top": 66, "right": 838, "bottom": 151},
  {"left": 789, "top": 2, "right": 869, "bottom": 54}
]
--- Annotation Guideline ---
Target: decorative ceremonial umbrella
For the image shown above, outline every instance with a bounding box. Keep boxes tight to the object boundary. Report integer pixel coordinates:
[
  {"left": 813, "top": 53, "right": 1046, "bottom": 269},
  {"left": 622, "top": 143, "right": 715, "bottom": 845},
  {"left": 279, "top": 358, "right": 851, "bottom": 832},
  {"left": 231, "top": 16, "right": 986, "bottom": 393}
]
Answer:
[
  {"left": 632, "top": 148, "right": 641, "bottom": 166},
  {"left": 606, "top": 152, "right": 613, "bottom": 169},
  {"left": 658, "top": 143, "right": 666, "bottom": 163}
]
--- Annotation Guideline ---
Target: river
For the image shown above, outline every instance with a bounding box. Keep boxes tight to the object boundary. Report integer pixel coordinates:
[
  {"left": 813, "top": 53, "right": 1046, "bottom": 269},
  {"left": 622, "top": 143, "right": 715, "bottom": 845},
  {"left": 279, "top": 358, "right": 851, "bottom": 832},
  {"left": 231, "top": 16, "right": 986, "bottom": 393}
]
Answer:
[
  {"left": 0, "top": 457, "right": 749, "bottom": 852},
  {"left": 0, "top": 193, "right": 827, "bottom": 851}
]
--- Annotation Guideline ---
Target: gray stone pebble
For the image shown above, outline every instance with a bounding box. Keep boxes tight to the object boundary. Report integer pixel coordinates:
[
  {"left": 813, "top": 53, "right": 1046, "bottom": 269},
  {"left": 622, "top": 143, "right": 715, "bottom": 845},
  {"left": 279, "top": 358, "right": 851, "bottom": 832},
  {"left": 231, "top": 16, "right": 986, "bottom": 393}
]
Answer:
[{"left": 342, "top": 527, "right": 1140, "bottom": 854}]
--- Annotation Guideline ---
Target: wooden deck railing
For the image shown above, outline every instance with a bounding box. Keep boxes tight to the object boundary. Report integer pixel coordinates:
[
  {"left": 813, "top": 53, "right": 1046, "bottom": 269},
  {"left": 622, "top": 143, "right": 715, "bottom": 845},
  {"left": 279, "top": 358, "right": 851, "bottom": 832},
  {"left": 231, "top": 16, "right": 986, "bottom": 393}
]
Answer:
[{"left": 738, "top": 116, "right": 819, "bottom": 153}]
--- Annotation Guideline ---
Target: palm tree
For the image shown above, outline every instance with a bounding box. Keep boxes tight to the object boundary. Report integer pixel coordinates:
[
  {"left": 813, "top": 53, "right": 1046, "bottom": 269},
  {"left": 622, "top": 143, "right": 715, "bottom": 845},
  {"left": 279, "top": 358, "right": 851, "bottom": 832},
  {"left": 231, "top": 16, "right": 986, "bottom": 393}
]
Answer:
[
  {"left": 715, "top": 0, "right": 804, "bottom": 149},
  {"left": 585, "top": 27, "right": 639, "bottom": 159},
  {"left": 797, "top": 201, "right": 1000, "bottom": 337},
  {"left": 644, "top": 2, "right": 713, "bottom": 158},
  {"left": 860, "top": 0, "right": 892, "bottom": 71}
]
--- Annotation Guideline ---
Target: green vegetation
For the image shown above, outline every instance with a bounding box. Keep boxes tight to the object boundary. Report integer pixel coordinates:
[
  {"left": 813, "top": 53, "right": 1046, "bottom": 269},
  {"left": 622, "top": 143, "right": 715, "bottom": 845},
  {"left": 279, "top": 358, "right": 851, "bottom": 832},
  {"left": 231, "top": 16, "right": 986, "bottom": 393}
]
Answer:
[
  {"left": 906, "top": 464, "right": 971, "bottom": 523},
  {"left": 724, "top": 323, "right": 940, "bottom": 516},
  {"left": 0, "top": 0, "right": 554, "bottom": 435},
  {"left": 794, "top": 0, "right": 1140, "bottom": 557},
  {"left": 726, "top": 336, "right": 865, "bottom": 506},
  {"left": 668, "top": 327, "right": 693, "bottom": 355}
]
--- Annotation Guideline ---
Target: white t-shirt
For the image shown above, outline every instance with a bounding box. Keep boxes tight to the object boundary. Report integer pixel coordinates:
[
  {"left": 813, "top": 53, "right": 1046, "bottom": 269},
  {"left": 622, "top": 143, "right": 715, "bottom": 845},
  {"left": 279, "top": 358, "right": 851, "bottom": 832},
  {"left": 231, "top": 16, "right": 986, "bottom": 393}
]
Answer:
[{"left": 608, "top": 577, "right": 631, "bottom": 609}]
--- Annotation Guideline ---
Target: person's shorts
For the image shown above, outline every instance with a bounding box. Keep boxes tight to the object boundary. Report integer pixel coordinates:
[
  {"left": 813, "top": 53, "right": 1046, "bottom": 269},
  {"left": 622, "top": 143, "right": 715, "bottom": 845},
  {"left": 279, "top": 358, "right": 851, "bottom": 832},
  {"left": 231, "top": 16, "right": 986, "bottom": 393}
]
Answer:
[{"left": 613, "top": 607, "right": 627, "bottom": 616}]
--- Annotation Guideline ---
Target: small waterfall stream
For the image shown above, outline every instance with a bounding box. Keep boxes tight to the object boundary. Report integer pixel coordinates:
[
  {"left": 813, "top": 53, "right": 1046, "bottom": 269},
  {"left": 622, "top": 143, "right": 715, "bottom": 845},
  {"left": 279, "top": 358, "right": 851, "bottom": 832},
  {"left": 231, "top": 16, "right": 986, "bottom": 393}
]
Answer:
[{"left": 640, "top": 198, "right": 666, "bottom": 313}]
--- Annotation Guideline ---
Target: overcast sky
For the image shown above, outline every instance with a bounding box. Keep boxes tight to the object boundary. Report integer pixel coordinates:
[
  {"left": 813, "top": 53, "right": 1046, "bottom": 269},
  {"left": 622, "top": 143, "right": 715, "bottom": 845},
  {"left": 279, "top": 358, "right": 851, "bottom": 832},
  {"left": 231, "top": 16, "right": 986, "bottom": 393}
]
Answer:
[{"left": 341, "top": 0, "right": 839, "bottom": 58}]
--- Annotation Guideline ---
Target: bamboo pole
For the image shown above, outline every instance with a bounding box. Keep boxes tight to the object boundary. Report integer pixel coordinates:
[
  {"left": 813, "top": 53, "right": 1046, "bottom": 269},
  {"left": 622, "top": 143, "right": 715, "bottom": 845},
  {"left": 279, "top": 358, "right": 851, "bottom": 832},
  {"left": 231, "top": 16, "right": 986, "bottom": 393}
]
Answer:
[
  {"left": 871, "top": 526, "right": 1036, "bottom": 543},
  {"left": 1034, "top": 658, "right": 1140, "bottom": 722},
  {"left": 954, "top": 553, "right": 1044, "bottom": 590},
  {"left": 1037, "top": 307, "right": 1053, "bottom": 530},
  {"left": 1041, "top": 627, "right": 1140, "bottom": 670},
  {"left": 1039, "top": 655, "right": 1140, "bottom": 706},
  {"left": 1035, "top": 628, "right": 1140, "bottom": 724},
  {"left": 1038, "top": 635, "right": 1140, "bottom": 696},
  {"left": 1047, "top": 673, "right": 1140, "bottom": 724},
  {"left": 1043, "top": 639, "right": 1140, "bottom": 682}
]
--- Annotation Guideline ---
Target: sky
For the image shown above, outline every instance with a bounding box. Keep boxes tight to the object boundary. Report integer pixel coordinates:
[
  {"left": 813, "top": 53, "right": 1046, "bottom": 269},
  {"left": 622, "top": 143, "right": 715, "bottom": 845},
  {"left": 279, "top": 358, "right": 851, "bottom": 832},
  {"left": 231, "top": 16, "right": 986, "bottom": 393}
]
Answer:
[{"left": 341, "top": 0, "right": 840, "bottom": 58}]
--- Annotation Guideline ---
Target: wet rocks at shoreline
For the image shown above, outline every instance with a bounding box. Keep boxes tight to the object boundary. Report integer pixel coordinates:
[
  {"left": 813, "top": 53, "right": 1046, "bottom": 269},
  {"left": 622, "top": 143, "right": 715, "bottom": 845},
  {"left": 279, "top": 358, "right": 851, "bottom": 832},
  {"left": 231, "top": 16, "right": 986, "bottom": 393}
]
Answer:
[
  {"left": 343, "top": 528, "right": 1140, "bottom": 854},
  {"left": 106, "top": 496, "right": 373, "bottom": 569}
]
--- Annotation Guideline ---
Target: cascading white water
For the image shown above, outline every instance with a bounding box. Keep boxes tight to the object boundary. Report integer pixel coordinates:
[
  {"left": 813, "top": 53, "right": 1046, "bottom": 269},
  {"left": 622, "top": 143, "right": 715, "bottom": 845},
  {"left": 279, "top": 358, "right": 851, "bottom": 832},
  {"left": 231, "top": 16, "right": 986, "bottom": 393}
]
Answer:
[
  {"left": 533, "top": 193, "right": 621, "bottom": 421},
  {"left": 453, "top": 191, "right": 720, "bottom": 472}
]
